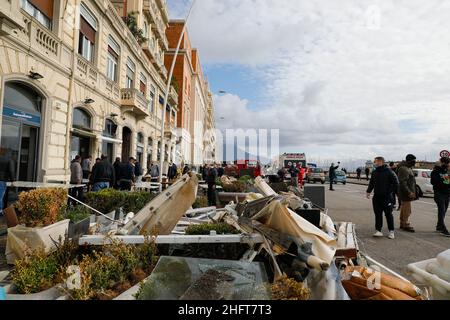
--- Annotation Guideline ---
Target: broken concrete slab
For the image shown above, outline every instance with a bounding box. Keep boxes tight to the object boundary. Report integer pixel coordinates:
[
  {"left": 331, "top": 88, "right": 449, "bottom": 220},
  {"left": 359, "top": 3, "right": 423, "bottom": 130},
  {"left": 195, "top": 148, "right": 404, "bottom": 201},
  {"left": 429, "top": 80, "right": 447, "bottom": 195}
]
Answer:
[{"left": 121, "top": 173, "right": 198, "bottom": 235}]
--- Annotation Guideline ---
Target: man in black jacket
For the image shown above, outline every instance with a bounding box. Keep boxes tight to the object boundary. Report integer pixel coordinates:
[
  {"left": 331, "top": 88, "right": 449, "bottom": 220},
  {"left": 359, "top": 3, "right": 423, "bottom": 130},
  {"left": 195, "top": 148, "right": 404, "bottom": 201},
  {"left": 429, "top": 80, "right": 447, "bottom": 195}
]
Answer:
[
  {"left": 206, "top": 165, "right": 218, "bottom": 206},
  {"left": 329, "top": 162, "right": 340, "bottom": 191},
  {"left": 90, "top": 155, "right": 115, "bottom": 192},
  {"left": 431, "top": 157, "right": 450, "bottom": 237},
  {"left": 118, "top": 157, "right": 136, "bottom": 191},
  {"left": 366, "top": 157, "right": 399, "bottom": 239}
]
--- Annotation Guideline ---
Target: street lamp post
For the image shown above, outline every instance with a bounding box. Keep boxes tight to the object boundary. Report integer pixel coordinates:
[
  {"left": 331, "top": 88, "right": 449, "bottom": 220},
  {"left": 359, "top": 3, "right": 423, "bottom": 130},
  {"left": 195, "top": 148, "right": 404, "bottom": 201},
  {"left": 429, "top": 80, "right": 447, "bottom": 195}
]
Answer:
[{"left": 159, "top": 0, "right": 197, "bottom": 192}]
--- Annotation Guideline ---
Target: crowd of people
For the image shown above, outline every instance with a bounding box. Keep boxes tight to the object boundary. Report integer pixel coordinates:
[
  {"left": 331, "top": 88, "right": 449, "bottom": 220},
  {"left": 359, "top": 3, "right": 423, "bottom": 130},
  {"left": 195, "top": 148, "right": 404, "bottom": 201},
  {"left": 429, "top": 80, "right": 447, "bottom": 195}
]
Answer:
[
  {"left": 365, "top": 154, "right": 450, "bottom": 239},
  {"left": 69, "top": 155, "right": 147, "bottom": 204}
]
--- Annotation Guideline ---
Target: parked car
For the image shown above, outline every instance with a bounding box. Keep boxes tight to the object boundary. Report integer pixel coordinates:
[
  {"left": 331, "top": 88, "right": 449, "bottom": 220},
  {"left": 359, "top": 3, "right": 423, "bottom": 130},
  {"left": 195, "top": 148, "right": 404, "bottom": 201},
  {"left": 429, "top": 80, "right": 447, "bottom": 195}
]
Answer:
[
  {"left": 326, "top": 170, "right": 347, "bottom": 185},
  {"left": 306, "top": 168, "right": 326, "bottom": 184},
  {"left": 413, "top": 169, "right": 433, "bottom": 197}
]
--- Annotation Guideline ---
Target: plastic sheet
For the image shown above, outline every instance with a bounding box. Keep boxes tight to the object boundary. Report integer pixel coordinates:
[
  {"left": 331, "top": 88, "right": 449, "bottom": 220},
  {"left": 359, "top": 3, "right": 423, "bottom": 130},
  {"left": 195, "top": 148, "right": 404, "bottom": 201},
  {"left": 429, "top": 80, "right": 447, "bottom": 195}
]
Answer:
[{"left": 252, "top": 200, "right": 337, "bottom": 267}]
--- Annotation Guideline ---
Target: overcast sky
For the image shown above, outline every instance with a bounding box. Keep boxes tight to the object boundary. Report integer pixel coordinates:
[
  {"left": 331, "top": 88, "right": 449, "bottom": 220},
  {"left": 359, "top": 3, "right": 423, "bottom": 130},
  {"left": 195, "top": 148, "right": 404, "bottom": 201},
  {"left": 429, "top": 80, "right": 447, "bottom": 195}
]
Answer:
[{"left": 168, "top": 0, "right": 450, "bottom": 165}]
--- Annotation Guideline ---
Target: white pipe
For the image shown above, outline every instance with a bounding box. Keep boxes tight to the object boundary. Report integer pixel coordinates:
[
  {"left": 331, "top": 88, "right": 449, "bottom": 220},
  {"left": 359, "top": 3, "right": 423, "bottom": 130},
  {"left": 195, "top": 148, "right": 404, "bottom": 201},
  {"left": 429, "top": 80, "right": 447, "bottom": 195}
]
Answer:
[
  {"left": 67, "top": 194, "right": 121, "bottom": 224},
  {"left": 159, "top": 0, "right": 197, "bottom": 192}
]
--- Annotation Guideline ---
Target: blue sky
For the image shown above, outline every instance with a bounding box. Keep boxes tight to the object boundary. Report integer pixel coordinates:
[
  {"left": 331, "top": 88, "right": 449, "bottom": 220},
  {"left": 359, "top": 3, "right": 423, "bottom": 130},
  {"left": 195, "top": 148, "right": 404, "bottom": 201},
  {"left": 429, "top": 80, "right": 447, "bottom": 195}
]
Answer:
[
  {"left": 205, "top": 64, "right": 266, "bottom": 110},
  {"left": 167, "top": 0, "right": 450, "bottom": 164}
]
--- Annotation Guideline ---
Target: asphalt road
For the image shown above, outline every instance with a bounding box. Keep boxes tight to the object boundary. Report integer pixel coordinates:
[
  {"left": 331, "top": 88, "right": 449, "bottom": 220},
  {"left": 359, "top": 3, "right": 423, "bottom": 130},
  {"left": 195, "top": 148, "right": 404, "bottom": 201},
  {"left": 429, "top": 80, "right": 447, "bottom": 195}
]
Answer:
[{"left": 322, "top": 182, "right": 450, "bottom": 279}]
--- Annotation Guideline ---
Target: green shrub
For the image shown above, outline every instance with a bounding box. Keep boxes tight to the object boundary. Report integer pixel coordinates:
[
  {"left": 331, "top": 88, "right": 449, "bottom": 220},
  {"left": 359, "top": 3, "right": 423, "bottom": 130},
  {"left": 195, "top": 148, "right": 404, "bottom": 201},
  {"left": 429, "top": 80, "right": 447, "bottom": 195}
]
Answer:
[
  {"left": 123, "top": 192, "right": 155, "bottom": 213},
  {"left": 16, "top": 188, "right": 67, "bottom": 227},
  {"left": 12, "top": 239, "right": 78, "bottom": 294},
  {"left": 85, "top": 189, "right": 126, "bottom": 214},
  {"left": 239, "top": 175, "right": 254, "bottom": 184},
  {"left": 135, "top": 237, "right": 158, "bottom": 272},
  {"left": 85, "top": 190, "right": 154, "bottom": 214},
  {"left": 69, "top": 240, "right": 158, "bottom": 300},
  {"left": 12, "top": 250, "right": 58, "bottom": 294},
  {"left": 65, "top": 205, "right": 91, "bottom": 223},
  {"left": 185, "top": 223, "right": 239, "bottom": 235},
  {"left": 192, "top": 196, "right": 209, "bottom": 209}
]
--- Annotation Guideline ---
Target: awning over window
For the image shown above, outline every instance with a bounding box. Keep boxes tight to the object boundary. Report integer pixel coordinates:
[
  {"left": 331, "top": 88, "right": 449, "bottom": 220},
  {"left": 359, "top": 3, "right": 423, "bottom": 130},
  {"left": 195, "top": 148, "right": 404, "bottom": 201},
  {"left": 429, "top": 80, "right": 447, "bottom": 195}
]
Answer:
[
  {"left": 80, "top": 16, "right": 96, "bottom": 43},
  {"left": 29, "top": 0, "right": 54, "bottom": 19},
  {"left": 97, "top": 136, "right": 123, "bottom": 144},
  {"left": 72, "top": 127, "right": 97, "bottom": 138},
  {"left": 108, "top": 35, "right": 120, "bottom": 56}
]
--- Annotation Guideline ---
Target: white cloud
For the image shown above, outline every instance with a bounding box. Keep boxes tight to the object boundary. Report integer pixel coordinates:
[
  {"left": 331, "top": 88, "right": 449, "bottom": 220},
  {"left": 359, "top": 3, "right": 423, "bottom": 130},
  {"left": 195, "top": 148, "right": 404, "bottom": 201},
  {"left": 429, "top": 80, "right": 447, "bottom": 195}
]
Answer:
[{"left": 169, "top": 0, "right": 450, "bottom": 162}]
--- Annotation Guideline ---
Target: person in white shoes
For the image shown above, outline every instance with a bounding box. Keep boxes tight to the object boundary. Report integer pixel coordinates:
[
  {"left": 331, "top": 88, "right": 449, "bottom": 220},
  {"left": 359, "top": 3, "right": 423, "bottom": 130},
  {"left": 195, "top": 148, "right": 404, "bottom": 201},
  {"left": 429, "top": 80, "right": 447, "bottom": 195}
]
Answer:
[{"left": 366, "top": 157, "right": 399, "bottom": 240}]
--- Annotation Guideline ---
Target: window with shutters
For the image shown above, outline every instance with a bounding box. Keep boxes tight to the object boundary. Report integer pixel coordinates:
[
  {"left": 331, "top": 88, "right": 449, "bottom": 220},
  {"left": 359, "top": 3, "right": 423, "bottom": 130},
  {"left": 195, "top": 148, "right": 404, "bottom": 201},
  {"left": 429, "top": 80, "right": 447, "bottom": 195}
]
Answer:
[
  {"left": 126, "top": 58, "right": 136, "bottom": 89},
  {"left": 107, "top": 36, "right": 120, "bottom": 82},
  {"left": 139, "top": 73, "right": 147, "bottom": 96},
  {"left": 21, "top": 0, "right": 53, "bottom": 29},
  {"left": 78, "top": 3, "right": 97, "bottom": 63}
]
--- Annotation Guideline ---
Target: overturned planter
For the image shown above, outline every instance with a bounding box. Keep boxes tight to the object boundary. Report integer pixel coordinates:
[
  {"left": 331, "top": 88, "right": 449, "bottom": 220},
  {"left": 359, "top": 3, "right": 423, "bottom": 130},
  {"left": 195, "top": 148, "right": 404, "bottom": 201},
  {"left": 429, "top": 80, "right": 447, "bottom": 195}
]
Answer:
[
  {"left": 68, "top": 217, "right": 91, "bottom": 240},
  {"left": 5, "top": 219, "right": 70, "bottom": 265}
]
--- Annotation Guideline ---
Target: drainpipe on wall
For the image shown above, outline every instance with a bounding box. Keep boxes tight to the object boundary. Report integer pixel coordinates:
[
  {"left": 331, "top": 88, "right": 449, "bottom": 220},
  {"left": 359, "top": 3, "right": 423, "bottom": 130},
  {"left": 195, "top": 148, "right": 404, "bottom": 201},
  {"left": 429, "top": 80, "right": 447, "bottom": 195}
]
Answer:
[{"left": 64, "top": 0, "right": 80, "bottom": 180}]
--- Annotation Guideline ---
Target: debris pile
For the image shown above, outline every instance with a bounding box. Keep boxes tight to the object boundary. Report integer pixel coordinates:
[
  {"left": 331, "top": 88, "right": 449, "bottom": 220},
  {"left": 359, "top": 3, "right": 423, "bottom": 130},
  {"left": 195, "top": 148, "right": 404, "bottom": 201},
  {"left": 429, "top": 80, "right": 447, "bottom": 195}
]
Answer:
[{"left": 2, "top": 173, "right": 425, "bottom": 300}]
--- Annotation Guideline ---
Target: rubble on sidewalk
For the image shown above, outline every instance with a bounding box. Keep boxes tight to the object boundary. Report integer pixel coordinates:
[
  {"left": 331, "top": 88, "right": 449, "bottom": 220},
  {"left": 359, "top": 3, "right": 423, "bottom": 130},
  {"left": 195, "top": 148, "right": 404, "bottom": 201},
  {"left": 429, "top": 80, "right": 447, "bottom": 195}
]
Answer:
[{"left": 2, "top": 172, "right": 425, "bottom": 300}]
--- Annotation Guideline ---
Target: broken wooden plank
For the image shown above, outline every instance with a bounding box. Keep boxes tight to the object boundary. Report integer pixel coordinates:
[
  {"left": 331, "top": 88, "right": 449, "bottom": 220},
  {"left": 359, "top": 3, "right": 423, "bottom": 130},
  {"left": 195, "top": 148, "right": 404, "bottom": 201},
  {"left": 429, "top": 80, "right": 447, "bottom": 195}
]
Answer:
[{"left": 79, "top": 233, "right": 264, "bottom": 246}]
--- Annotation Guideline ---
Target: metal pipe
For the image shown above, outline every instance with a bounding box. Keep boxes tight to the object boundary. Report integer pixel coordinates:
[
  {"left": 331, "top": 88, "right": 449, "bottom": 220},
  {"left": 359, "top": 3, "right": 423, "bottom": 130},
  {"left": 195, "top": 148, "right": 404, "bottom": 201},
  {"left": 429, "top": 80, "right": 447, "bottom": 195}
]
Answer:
[
  {"left": 159, "top": 0, "right": 197, "bottom": 192},
  {"left": 67, "top": 194, "right": 122, "bottom": 224}
]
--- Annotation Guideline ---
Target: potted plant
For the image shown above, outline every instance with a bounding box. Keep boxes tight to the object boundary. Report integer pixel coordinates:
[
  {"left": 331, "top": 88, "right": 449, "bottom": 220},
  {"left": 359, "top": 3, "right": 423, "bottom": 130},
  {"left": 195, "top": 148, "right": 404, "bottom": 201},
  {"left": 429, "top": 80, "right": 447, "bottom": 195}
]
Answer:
[
  {"left": 6, "top": 188, "right": 70, "bottom": 264},
  {"left": 66, "top": 239, "right": 158, "bottom": 300},
  {"left": 6, "top": 240, "right": 78, "bottom": 300},
  {"left": 65, "top": 206, "right": 92, "bottom": 240}
]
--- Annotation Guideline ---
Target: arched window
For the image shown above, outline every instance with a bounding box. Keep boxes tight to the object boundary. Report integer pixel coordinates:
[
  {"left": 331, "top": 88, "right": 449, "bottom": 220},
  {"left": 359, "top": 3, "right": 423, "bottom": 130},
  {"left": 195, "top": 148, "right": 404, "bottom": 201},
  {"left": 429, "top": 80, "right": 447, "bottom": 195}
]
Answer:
[
  {"left": 4, "top": 82, "right": 42, "bottom": 116},
  {"left": 73, "top": 108, "right": 91, "bottom": 130}
]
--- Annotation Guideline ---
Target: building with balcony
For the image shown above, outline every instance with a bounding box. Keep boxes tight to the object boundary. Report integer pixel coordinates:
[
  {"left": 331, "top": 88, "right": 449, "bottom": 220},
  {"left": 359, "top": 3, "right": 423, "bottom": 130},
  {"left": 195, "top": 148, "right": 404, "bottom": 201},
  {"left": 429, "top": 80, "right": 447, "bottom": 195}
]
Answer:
[
  {"left": 165, "top": 20, "right": 217, "bottom": 167},
  {"left": 0, "top": 0, "right": 178, "bottom": 184}
]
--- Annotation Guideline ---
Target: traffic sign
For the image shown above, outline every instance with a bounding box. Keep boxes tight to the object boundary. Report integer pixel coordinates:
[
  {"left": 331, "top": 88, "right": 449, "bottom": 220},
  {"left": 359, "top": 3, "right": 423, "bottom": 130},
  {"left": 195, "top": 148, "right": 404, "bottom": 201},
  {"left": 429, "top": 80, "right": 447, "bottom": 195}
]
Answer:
[{"left": 440, "top": 150, "right": 450, "bottom": 158}]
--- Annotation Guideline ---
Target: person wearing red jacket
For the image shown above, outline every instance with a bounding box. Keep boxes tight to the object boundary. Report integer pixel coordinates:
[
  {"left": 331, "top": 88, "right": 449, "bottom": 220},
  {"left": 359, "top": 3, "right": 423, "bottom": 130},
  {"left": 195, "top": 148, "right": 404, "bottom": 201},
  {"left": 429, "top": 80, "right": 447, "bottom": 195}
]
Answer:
[
  {"left": 298, "top": 164, "right": 306, "bottom": 188},
  {"left": 254, "top": 161, "right": 262, "bottom": 178}
]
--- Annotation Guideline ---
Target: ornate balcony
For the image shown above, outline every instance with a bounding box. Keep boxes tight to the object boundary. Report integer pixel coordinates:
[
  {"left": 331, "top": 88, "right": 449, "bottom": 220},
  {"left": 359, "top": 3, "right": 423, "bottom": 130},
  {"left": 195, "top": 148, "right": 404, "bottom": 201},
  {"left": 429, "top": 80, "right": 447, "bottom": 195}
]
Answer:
[
  {"left": 120, "top": 88, "right": 150, "bottom": 119},
  {"left": 164, "top": 122, "right": 177, "bottom": 139}
]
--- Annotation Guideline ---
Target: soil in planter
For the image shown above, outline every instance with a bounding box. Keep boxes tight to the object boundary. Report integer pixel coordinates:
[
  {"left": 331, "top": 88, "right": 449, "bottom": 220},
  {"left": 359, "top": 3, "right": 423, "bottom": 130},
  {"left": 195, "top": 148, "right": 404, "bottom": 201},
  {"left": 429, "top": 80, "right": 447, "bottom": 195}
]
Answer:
[
  {"left": 130, "top": 268, "right": 148, "bottom": 284},
  {"left": 92, "top": 268, "right": 150, "bottom": 300}
]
